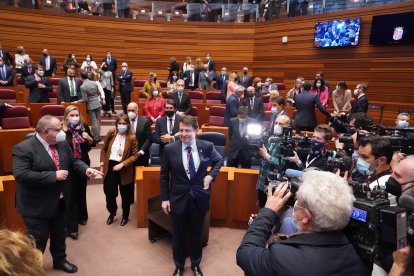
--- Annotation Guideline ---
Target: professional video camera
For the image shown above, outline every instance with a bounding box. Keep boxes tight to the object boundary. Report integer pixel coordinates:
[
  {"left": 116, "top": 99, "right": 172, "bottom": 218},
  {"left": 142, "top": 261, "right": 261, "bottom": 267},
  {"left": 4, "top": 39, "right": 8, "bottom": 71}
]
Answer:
[
  {"left": 329, "top": 113, "right": 352, "bottom": 134},
  {"left": 245, "top": 123, "right": 269, "bottom": 158},
  {"left": 346, "top": 181, "right": 414, "bottom": 263},
  {"left": 266, "top": 169, "right": 304, "bottom": 206},
  {"left": 279, "top": 127, "right": 310, "bottom": 158},
  {"left": 374, "top": 126, "right": 414, "bottom": 155},
  {"left": 322, "top": 149, "right": 353, "bottom": 175}
]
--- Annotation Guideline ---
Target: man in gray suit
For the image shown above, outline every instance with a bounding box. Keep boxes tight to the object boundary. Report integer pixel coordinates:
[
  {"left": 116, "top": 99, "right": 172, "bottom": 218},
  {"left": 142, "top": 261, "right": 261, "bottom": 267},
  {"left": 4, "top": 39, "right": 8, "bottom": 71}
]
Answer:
[
  {"left": 80, "top": 72, "right": 102, "bottom": 143},
  {"left": 58, "top": 68, "right": 82, "bottom": 103},
  {"left": 198, "top": 64, "right": 214, "bottom": 90}
]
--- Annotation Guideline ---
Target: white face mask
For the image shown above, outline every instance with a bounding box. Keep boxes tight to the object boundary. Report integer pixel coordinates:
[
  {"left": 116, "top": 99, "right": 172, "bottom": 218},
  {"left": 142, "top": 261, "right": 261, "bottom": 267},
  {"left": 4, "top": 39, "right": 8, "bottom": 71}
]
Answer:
[
  {"left": 86, "top": 57, "right": 91, "bottom": 62},
  {"left": 152, "top": 90, "right": 159, "bottom": 97},
  {"left": 68, "top": 116, "right": 80, "bottom": 125},
  {"left": 316, "top": 83, "right": 321, "bottom": 88},
  {"left": 38, "top": 71, "right": 44, "bottom": 77},
  {"left": 128, "top": 112, "right": 137, "bottom": 121},
  {"left": 354, "top": 89, "right": 359, "bottom": 96},
  {"left": 55, "top": 130, "right": 66, "bottom": 143},
  {"left": 273, "top": 124, "right": 283, "bottom": 136},
  {"left": 172, "top": 76, "right": 177, "bottom": 80},
  {"left": 122, "top": 67, "right": 127, "bottom": 71}
]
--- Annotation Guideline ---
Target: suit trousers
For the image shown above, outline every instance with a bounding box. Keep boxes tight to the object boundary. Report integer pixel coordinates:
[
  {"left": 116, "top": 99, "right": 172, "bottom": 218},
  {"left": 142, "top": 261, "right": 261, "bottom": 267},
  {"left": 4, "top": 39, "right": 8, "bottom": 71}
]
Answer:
[
  {"left": 120, "top": 89, "right": 131, "bottom": 114},
  {"left": 23, "top": 199, "right": 67, "bottom": 265},
  {"left": 228, "top": 151, "right": 251, "bottom": 168},
  {"left": 103, "top": 88, "right": 111, "bottom": 111},
  {"left": 88, "top": 107, "right": 101, "bottom": 142},
  {"left": 171, "top": 196, "right": 206, "bottom": 269},
  {"left": 67, "top": 170, "right": 89, "bottom": 233},
  {"left": 103, "top": 160, "right": 131, "bottom": 219}
]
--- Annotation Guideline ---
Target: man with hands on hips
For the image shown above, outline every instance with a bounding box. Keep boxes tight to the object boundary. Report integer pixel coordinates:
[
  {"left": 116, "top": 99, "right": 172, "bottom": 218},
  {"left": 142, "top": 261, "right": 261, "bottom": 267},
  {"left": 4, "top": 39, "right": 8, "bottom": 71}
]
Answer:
[
  {"left": 160, "top": 115, "right": 223, "bottom": 276},
  {"left": 12, "top": 115, "right": 102, "bottom": 274}
]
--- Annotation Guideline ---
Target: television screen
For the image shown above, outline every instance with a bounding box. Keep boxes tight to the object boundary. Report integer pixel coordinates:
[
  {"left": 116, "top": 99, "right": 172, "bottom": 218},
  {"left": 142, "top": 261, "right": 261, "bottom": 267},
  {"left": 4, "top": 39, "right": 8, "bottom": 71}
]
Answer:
[
  {"left": 314, "top": 18, "right": 361, "bottom": 48},
  {"left": 370, "top": 11, "right": 414, "bottom": 45}
]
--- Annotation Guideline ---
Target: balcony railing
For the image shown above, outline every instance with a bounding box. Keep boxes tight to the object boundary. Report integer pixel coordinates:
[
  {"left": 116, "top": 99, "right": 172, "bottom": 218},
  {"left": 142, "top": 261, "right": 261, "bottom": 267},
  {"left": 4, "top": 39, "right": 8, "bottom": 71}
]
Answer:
[{"left": 0, "top": 0, "right": 408, "bottom": 22}]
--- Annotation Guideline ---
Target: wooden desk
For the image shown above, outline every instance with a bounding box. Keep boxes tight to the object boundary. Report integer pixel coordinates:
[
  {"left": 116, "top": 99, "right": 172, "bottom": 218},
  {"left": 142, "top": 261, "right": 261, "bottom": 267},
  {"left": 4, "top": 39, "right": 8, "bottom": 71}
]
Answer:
[
  {"left": 135, "top": 166, "right": 258, "bottom": 229},
  {"left": 0, "top": 128, "right": 36, "bottom": 175},
  {"left": 0, "top": 176, "right": 26, "bottom": 231}
]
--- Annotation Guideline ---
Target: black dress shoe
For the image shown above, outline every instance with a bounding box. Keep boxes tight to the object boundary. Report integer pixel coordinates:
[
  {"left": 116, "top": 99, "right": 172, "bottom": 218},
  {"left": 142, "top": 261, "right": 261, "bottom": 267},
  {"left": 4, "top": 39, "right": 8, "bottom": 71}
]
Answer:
[
  {"left": 69, "top": 232, "right": 78, "bottom": 240},
  {"left": 172, "top": 268, "right": 184, "bottom": 276},
  {"left": 107, "top": 214, "right": 115, "bottom": 225},
  {"left": 79, "top": 220, "right": 87, "bottom": 226},
  {"left": 191, "top": 266, "right": 203, "bottom": 276},
  {"left": 120, "top": 218, "right": 128, "bottom": 226},
  {"left": 53, "top": 261, "right": 78, "bottom": 273}
]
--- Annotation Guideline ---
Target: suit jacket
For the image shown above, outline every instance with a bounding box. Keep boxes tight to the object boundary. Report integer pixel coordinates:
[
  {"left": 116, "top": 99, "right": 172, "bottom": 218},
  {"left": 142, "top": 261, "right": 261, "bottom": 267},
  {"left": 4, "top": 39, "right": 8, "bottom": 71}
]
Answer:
[
  {"left": 215, "top": 74, "right": 228, "bottom": 91},
  {"left": 237, "top": 208, "right": 372, "bottom": 276},
  {"left": 0, "top": 49, "right": 13, "bottom": 65},
  {"left": 228, "top": 117, "right": 256, "bottom": 161},
  {"left": 160, "top": 139, "right": 223, "bottom": 214},
  {"left": 58, "top": 77, "right": 82, "bottom": 102},
  {"left": 25, "top": 75, "right": 53, "bottom": 103},
  {"left": 0, "top": 65, "right": 14, "bottom": 86},
  {"left": 102, "top": 57, "right": 117, "bottom": 73},
  {"left": 184, "top": 70, "right": 199, "bottom": 89},
  {"left": 101, "top": 128, "right": 139, "bottom": 185},
  {"left": 80, "top": 79, "right": 101, "bottom": 110},
  {"left": 169, "top": 61, "right": 180, "bottom": 79},
  {"left": 12, "top": 136, "right": 88, "bottom": 218},
  {"left": 237, "top": 74, "right": 253, "bottom": 88},
  {"left": 39, "top": 55, "right": 57, "bottom": 76},
  {"left": 132, "top": 116, "right": 151, "bottom": 166},
  {"left": 351, "top": 94, "right": 368, "bottom": 114},
  {"left": 154, "top": 114, "right": 180, "bottom": 159},
  {"left": 198, "top": 70, "right": 214, "bottom": 90},
  {"left": 224, "top": 93, "right": 241, "bottom": 126},
  {"left": 294, "top": 90, "right": 330, "bottom": 128},
  {"left": 20, "top": 65, "right": 35, "bottom": 80},
  {"left": 207, "top": 59, "right": 216, "bottom": 73},
  {"left": 118, "top": 70, "right": 133, "bottom": 93},
  {"left": 170, "top": 91, "right": 192, "bottom": 115},
  {"left": 242, "top": 96, "right": 264, "bottom": 121}
]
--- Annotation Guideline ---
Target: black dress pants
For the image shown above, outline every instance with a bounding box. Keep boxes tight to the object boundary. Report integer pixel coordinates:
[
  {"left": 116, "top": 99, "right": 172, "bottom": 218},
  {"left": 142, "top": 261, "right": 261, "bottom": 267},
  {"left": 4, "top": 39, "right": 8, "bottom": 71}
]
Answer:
[
  {"left": 171, "top": 197, "right": 206, "bottom": 270},
  {"left": 120, "top": 88, "right": 131, "bottom": 114},
  {"left": 228, "top": 151, "right": 251, "bottom": 168},
  {"left": 103, "top": 160, "right": 131, "bottom": 219},
  {"left": 23, "top": 199, "right": 67, "bottom": 265},
  {"left": 103, "top": 88, "right": 111, "bottom": 112},
  {"left": 67, "top": 170, "right": 89, "bottom": 233}
]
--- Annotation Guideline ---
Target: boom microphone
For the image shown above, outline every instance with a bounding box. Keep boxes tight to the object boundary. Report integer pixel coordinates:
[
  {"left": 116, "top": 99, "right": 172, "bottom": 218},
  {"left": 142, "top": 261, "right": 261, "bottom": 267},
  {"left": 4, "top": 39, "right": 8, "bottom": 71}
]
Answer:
[{"left": 285, "top": 169, "right": 304, "bottom": 179}]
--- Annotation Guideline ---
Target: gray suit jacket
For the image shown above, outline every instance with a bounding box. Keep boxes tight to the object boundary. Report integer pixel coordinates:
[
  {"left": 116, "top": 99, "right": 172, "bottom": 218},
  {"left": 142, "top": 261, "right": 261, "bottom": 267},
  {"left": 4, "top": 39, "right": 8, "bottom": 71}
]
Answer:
[
  {"left": 80, "top": 79, "right": 102, "bottom": 110},
  {"left": 198, "top": 70, "right": 214, "bottom": 90}
]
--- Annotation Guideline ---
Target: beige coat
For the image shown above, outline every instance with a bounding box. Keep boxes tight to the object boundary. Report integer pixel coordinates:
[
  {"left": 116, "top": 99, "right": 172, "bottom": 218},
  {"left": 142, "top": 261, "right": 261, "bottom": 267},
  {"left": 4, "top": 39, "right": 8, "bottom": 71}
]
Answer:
[{"left": 101, "top": 128, "right": 138, "bottom": 185}]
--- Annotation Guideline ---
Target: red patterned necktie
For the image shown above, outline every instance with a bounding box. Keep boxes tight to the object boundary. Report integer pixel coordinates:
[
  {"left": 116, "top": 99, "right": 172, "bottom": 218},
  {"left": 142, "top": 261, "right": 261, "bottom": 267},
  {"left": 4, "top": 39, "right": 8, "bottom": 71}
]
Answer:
[{"left": 49, "top": 144, "right": 60, "bottom": 170}]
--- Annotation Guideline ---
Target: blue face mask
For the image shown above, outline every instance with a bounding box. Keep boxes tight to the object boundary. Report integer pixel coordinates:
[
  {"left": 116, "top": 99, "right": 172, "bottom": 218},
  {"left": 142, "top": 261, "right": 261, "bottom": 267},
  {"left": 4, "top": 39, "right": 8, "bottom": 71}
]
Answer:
[
  {"left": 397, "top": 120, "right": 409, "bottom": 128},
  {"left": 117, "top": 124, "right": 128, "bottom": 133},
  {"left": 271, "top": 107, "right": 278, "bottom": 113},
  {"left": 356, "top": 158, "right": 373, "bottom": 176},
  {"left": 177, "top": 86, "right": 184, "bottom": 93}
]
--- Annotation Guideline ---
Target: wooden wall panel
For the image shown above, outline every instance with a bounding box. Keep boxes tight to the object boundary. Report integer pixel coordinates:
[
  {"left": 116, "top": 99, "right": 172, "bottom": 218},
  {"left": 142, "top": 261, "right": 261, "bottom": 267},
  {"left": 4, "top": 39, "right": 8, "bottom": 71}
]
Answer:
[{"left": 254, "top": 2, "right": 414, "bottom": 113}]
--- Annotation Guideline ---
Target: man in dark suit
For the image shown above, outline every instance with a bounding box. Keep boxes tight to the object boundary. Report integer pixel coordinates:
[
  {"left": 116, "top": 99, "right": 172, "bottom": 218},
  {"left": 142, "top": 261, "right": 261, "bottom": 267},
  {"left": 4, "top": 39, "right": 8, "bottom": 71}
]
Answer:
[
  {"left": 0, "top": 43, "right": 13, "bottom": 65},
  {"left": 294, "top": 82, "right": 331, "bottom": 132},
  {"left": 205, "top": 53, "right": 216, "bottom": 78},
  {"left": 20, "top": 58, "right": 35, "bottom": 80},
  {"left": 127, "top": 102, "right": 151, "bottom": 204},
  {"left": 351, "top": 83, "right": 368, "bottom": 114},
  {"left": 228, "top": 106, "right": 256, "bottom": 168},
  {"left": 237, "top": 67, "right": 253, "bottom": 88},
  {"left": 39, "top": 49, "right": 57, "bottom": 77},
  {"left": 160, "top": 115, "right": 223, "bottom": 276},
  {"left": 0, "top": 56, "right": 14, "bottom": 86},
  {"left": 184, "top": 65, "right": 199, "bottom": 90},
  {"left": 154, "top": 99, "right": 181, "bottom": 160},
  {"left": 58, "top": 68, "right": 82, "bottom": 103},
  {"left": 215, "top": 67, "right": 228, "bottom": 91},
  {"left": 242, "top": 86, "right": 264, "bottom": 121},
  {"left": 118, "top": 62, "right": 133, "bottom": 114},
  {"left": 102, "top": 51, "right": 117, "bottom": 110},
  {"left": 12, "top": 115, "right": 102, "bottom": 273},
  {"left": 25, "top": 65, "right": 53, "bottom": 103},
  {"left": 170, "top": 79, "right": 192, "bottom": 116},
  {"left": 287, "top": 124, "right": 333, "bottom": 171},
  {"left": 224, "top": 85, "right": 245, "bottom": 126}
]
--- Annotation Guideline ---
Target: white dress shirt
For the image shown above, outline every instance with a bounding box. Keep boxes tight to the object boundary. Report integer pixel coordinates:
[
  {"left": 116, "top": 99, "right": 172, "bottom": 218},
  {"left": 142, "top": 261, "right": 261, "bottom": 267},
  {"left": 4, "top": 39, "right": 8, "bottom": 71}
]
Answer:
[
  {"left": 130, "top": 118, "right": 145, "bottom": 156},
  {"left": 166, "top": 115, "right": 176, "bottom": 135},
  {"left": 109, "top": 134, "right": 126, "bottom": 162},
  {"left": 182, "top": 141, "right": 200, "bottom": 179},
  {"left": 45, "top": 55, "right": 50, "bottom": 71}
]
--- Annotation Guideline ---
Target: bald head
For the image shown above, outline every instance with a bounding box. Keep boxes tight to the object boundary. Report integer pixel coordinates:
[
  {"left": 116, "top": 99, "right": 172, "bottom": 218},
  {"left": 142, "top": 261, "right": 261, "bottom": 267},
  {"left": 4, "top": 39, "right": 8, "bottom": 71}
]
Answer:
[
  {"left": 127, "top": 102, "right": 138, "bottom": 114},
  {"left": 391, "top": 156, "right": 414, "bottom": 186}
]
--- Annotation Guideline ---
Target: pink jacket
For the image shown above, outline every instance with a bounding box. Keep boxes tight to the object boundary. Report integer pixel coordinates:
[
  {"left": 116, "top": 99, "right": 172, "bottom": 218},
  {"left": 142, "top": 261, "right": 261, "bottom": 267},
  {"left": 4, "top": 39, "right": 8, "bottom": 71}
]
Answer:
[{"left": 310, "top": 87, "right": 329, "bottom": 108}]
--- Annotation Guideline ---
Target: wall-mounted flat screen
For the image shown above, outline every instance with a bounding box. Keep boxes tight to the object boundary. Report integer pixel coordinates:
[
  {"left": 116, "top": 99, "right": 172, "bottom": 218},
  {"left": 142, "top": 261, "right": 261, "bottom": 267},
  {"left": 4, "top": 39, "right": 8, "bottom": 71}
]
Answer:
[
  {"left": 370, "top": 11, "right": 414, "bottom": 45},
  {"left": 314, "top": 18, "right": 361, "bottom": 48}
]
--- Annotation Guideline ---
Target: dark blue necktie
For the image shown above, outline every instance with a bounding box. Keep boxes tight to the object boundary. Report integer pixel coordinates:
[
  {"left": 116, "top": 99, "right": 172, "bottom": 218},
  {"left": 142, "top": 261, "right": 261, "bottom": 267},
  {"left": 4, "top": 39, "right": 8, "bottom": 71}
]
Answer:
[{"left": 186, "top": 146, "right": 196, "bottom": 179}]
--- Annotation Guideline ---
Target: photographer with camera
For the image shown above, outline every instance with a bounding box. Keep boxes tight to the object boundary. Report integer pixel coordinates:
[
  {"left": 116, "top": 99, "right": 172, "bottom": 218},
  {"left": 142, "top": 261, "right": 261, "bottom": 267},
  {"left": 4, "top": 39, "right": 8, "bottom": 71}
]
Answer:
[
  {"left": 286, "top": 124, "right": 333, "bottom": 171},
  {"left": 237, "top": 170, "right": 371, "bottom": 276},
  {"left": 228, "top": 106, "right": 257, "bottom": 168},
  {"left": 257, "top": 115, "right": 292, "bottom": 208}
]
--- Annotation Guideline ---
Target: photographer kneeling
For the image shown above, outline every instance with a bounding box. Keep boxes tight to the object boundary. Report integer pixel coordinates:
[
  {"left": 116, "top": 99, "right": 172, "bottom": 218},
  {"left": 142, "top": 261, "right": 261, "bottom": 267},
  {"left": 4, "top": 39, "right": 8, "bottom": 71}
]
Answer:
[{"left": 237, "top": 171, "right": 372, "bottom": 276}]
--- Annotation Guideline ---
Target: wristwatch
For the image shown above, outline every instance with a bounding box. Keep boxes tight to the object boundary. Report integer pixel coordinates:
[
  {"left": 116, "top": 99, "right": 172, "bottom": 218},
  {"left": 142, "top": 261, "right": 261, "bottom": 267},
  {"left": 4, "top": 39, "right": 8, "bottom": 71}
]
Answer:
[{"left": 169, "top": 136, "right": 175, "bottom": 143}]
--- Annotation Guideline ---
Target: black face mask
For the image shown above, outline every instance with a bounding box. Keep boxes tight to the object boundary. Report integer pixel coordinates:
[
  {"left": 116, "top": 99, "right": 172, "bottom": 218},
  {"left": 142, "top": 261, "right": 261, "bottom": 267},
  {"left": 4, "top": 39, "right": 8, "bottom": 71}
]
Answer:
[
  {"left": 165, "top": 110, "right": 175, "bottom": 117},
  {"left": 43, "top": 53, "right": 48, "bottom": 57},
  {"left": 153, "top": 77, "right": 157, "bottom": 82},
  {"left": 385, "top": 177, "right": 403, "bottom": 197}
]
